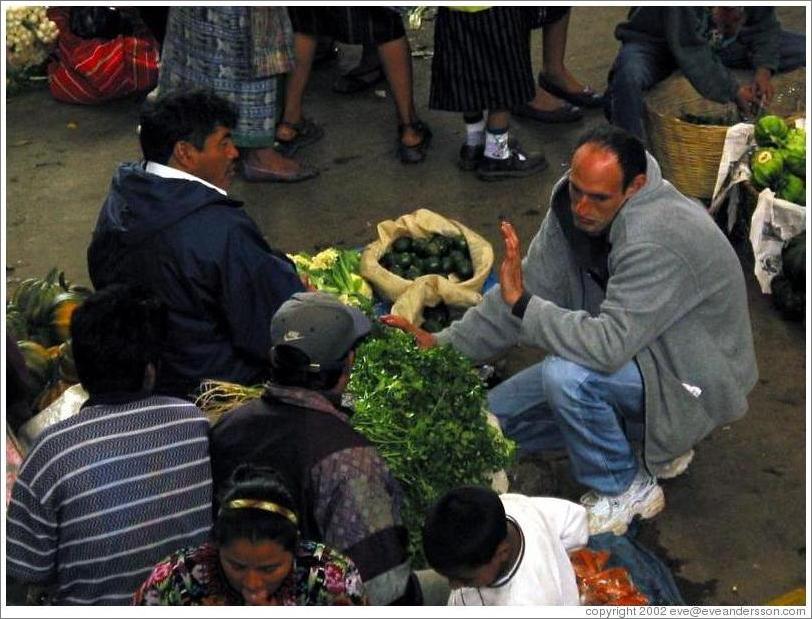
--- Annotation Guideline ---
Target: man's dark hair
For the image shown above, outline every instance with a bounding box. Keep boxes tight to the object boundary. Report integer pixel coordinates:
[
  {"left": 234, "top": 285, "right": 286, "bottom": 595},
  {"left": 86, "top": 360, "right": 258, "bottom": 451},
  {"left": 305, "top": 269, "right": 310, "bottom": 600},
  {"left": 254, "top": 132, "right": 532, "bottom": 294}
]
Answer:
[
  {"left": 573, "top": 124, "right": 647, "bottom": 190},
  {"left": 70, "top": 284, "right": 167, "bottom": 396},
  {"left": 269, "top": 345, "right": 346, "bottom": 392},
  {"left": 215, "top": 464, "right": 299, "bottom": 551},
  {"left": 138, "top": 89, "right": 238, "bottom": 164},
  {"left": 422, "top": 486, "right": 508, "bottom": 575}
]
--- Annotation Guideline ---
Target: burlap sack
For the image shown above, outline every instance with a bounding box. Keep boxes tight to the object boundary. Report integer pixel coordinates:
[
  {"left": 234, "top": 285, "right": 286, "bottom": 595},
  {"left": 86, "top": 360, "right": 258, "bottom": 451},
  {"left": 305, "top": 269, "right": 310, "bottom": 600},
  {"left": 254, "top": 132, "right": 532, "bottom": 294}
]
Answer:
[
  {"left": 391, "top": 275, "right": 482, "bottom": 327},
  {"left": 360, "top": 208, "right": 494, "bottom": 302}
]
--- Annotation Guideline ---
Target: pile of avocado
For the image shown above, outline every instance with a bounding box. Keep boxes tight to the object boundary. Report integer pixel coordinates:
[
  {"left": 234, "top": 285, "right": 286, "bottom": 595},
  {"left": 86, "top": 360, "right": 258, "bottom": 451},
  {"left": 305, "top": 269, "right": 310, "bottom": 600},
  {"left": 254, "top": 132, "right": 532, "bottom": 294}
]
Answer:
[
  {"left": 421, "top": 302, "right": 466, "bottom": 333},
  {"left": 379, "top": 233, "right": 474, "bottom": 281}
]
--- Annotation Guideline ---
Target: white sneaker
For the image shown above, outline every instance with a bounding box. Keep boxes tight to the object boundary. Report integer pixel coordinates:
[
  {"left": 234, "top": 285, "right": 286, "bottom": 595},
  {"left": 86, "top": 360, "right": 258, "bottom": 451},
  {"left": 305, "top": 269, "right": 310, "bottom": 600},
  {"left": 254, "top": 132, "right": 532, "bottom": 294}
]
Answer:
[
  {"left": 651, "top": 449, "right": 694, "bottom": 480},
  {"left": 584, "top": 469, "right": 665, "bottom": 536}
]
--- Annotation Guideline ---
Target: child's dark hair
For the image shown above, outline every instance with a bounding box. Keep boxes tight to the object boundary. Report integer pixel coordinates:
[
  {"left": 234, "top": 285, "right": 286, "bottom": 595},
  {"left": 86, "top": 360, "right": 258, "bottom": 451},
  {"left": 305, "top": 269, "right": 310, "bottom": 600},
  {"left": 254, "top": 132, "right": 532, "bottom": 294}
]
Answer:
[
  {"left": 215, "top": 465, "right": 299, "bottom": 553},
  {"left": 422, "top": 486, "right": 507, "bottom": 574},
  {"left": 70, "top": 284, "right": 167, "bottom": 396},
  {"left": 138, "top": 89, "right": 238, "bottom": 165}
]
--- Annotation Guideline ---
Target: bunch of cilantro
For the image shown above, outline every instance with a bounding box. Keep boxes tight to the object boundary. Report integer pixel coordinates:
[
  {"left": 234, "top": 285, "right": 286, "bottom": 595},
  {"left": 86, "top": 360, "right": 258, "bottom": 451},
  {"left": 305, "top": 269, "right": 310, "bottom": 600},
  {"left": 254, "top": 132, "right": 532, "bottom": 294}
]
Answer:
[{"left": 347, "top": 327, "right": 516, "bottom": 567}]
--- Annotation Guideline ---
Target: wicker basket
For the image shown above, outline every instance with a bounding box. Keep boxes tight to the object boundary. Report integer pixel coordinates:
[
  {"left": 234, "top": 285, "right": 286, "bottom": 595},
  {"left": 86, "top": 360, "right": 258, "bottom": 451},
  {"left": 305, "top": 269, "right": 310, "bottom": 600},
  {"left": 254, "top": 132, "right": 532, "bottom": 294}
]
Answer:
[{"left": 644, "top": 68, "right": 805, "bottom": 199}]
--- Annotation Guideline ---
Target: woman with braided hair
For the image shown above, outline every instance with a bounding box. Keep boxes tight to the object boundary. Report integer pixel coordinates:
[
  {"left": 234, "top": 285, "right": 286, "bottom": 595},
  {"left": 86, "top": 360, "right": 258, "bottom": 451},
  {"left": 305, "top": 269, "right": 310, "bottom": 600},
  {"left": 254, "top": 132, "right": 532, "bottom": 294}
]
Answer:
[{"left": 134, "top": 465, "right": 367, "bottom": 605}]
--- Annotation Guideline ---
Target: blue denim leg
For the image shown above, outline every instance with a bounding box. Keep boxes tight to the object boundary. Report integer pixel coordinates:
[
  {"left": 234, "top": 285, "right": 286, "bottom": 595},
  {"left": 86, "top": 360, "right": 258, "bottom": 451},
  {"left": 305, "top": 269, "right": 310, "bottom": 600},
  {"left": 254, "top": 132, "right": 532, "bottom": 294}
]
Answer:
[
  {"left": 606, "top": 41, "right": 675, "bottom": 139},
  {"left": 719, "top": 30, "right": 806, "bottom": 72},
  {"left": 488, "top": 355, "right": 645, "bottom": 494}
]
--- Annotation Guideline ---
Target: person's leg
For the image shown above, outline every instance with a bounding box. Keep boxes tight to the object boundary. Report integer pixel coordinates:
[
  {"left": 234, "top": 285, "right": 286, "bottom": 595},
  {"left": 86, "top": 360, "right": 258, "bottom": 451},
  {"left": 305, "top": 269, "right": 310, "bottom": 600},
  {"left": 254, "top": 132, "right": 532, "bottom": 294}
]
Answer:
[
  {"left": 376, "top": 36, "right": 422, "bottom": 147},
  {"left": 487, "top": 358, "right": 569, "bottom": 454},
  {"left": 277, "top": 32, "right": 317, "bottom": 139},
  {"left": 477, "top": 110, "right": 547, "bottom": 180},
  {"left": 606, "top": 40, "right": 675, "bottom": 140},
  {"left": 539, "top": 9, "right": 586, "bottom": 96},
  {"left": 775, "top": 30, "right": 805, "bottom": 72},
  {"left": 540, "top": 355, "right": 645, "bottom": 495}
]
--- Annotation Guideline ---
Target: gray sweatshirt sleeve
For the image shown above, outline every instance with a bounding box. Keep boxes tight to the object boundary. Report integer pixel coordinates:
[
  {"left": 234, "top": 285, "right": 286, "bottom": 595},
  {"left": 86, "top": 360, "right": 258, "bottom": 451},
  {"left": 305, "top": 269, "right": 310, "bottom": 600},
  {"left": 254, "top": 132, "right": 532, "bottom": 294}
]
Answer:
[
  {"left": 436, "top": 211, "right": 571, "bottom": 363},
  {"left": 663, "top": 7, "right": 739, "bottom": 103},
  {"left": 518, "top": 239, "right": 701, "bottom": 374}
]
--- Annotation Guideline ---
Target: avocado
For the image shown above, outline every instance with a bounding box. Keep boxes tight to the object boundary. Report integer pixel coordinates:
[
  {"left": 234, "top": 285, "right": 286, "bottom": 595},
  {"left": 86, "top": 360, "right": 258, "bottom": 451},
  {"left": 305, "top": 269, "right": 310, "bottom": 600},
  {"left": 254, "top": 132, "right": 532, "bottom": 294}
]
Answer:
[
  {"left": 395, "top": 252, "right": 413, "bottom": 269},
  {"left": 412, "top": 237, "right": 429, "bottom": 257},
  {"left": 406, "top": 264, "right": 423, "bottom": 280},
  {"left": 441, "top": 256, "right": 454, "bottom": 274},
  {"left": 379, "top": 252, "right": 394, "bottom": 268},
  {"left": 422, "top": 318, "right": 442, "bottom": 333},
  {"left": 452, "top": 235, "right": 468, "bottom": 252},
  {"left": 456, "top": 258, "right": 474, "bottom": 280},
  {"left": 424, "top": 256, "right": 442, "bottom": 274},
  {"left": 392, "top": 236, "right": 413, "bottom": 253}
]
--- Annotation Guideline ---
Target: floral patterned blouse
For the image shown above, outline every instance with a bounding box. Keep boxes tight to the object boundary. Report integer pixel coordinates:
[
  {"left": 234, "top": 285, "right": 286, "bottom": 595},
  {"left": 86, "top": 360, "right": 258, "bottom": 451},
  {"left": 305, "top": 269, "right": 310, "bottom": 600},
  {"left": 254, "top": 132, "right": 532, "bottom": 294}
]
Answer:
[{"left": 133, "top": 540, "right": 368, "bottom": 606}]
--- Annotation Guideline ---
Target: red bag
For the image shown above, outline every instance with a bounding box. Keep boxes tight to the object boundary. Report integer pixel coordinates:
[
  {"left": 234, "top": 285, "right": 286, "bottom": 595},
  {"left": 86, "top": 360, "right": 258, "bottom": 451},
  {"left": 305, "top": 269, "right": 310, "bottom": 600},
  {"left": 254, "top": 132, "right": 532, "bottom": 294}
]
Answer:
[{"left": 46, "top": 7, "right": 159, "bottom": 104}]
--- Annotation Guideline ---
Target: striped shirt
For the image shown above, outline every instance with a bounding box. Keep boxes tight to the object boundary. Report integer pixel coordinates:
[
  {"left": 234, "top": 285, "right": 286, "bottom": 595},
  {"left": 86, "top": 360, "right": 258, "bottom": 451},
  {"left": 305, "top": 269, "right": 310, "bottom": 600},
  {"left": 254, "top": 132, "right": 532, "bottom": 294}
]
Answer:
[{"left": 6, "top": 394, "right": 213, "bottom": 605}]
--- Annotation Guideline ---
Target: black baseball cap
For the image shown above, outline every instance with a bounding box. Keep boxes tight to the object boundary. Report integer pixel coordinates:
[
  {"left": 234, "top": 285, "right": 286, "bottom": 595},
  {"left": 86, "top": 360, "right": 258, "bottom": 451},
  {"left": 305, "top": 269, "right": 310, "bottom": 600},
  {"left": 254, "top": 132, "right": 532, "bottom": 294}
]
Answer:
[{"left": 270, "top": 292, "right": 372, "bottom": 372}]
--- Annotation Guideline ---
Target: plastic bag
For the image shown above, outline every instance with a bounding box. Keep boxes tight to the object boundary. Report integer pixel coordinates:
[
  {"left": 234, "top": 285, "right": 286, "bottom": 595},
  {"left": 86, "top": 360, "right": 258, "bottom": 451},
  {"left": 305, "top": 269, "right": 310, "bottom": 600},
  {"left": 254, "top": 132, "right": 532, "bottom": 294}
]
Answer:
[
  {"left": 360, "top": 208, "right": 494, "bottom": 302},
  {"left": 570, "top": 548, "right": 650, "bottom": 606}
]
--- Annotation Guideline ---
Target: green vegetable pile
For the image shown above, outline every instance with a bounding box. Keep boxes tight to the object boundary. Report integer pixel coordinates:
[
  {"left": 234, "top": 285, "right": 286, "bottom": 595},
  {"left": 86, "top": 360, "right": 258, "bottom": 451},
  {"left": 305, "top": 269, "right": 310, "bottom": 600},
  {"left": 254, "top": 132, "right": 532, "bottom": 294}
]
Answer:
[
  {"left": 680, "top": 110, "right": 738, "bottom": 126},
  {"left": 379, "top": 233, "right": 474, "bottom": 281},
  {"left": 289, "top": 248, "right": 374, "bottom": 311},
  {"left": 750, "top": 115, "right": 806, "bottom": 206},
  {"left": 347, "top": 327, "right": 516, "bottom": 566}
]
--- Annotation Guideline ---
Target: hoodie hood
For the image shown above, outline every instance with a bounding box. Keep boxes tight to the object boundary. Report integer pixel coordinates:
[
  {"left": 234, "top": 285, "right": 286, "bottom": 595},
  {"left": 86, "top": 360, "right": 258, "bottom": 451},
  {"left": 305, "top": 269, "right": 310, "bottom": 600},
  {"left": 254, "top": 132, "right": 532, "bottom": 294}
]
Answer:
[
  {"left": 93, "top": 162, "right": 243, "bottom": 246},
  {"left": 549, "top": 151, "right": 665, "bottom": 288}
]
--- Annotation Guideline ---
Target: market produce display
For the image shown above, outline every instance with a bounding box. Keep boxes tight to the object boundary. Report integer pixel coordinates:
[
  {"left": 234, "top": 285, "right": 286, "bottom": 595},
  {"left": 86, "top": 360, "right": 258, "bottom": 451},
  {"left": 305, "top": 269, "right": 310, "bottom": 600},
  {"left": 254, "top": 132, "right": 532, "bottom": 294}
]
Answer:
[
  {"left": 749, "top": 115, "right": 806, "bottom": 206},
  {"left": 347, "top": 327, "right": 516, "bottom": 566},
  {"left": 770, "top": 231, "right": 805, "bottom": 321},
  {"left": 378, "top": 233, "right": 474, "bottom": 282},
  {"left": 419, "top": 301, "right": 465, "bottom": 333},
  {"left": 6, "top": 269, "right": 91, "bottom": 411},
  {"left": 288, "top": 248, "right": 373, "bottom": 311},
  {"left": 5, "top": 6, "right": 59, "bottom": 93}
]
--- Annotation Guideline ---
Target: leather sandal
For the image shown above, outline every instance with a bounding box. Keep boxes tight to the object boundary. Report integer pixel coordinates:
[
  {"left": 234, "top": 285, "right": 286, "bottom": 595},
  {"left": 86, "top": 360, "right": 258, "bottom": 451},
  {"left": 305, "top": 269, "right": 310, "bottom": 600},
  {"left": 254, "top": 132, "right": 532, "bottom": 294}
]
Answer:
[
  {"left": 273, "top": 119, "right": 325, "bottom": 157},
  {"left": 513, "top": 102, "right": 583, "bottom": 124},
  {"left": 397, "top": 121, "right": 432, "bottom": 164}
]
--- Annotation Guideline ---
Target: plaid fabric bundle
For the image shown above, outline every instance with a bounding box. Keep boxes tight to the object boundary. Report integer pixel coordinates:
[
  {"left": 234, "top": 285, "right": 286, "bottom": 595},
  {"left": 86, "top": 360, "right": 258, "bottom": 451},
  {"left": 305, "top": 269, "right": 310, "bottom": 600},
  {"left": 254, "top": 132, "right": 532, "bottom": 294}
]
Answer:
[{"left": 47, "top": 7, "right": 159, "bottom": 104}]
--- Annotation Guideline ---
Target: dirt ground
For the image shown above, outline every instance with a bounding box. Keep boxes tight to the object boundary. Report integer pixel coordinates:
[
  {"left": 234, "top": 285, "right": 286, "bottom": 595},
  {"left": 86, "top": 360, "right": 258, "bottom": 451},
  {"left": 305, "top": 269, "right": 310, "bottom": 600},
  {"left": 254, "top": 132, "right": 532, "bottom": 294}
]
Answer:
[{"left": 3, "top": 6, "right": 808, "bottom": 606}]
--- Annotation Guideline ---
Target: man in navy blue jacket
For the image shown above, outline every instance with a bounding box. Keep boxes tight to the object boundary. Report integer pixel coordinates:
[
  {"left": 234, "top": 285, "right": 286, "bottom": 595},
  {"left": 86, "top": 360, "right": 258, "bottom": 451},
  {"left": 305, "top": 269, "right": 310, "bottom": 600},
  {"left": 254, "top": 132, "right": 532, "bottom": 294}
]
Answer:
[{"left": 88, "top": 90, "right": 305, "bottom": 398}]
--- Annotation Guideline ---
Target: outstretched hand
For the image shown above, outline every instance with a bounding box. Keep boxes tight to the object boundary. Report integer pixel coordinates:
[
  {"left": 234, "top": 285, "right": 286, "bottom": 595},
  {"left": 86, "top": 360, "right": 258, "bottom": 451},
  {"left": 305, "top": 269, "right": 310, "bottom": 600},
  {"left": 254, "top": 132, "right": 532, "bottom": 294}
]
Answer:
[
  {"left": 499, "top": 220, "right": 524, "bottom": 307},
  {"left": 379, "top": 314, "right": 438, "bottom": 349}
]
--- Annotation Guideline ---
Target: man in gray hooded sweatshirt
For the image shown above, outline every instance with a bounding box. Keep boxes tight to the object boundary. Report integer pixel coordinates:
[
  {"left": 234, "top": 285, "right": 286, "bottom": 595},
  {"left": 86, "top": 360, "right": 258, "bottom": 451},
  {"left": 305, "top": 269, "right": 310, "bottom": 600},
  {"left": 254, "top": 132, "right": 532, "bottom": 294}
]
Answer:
[{"left": 383, "top": 125, "right": 757, "bottom": 536}]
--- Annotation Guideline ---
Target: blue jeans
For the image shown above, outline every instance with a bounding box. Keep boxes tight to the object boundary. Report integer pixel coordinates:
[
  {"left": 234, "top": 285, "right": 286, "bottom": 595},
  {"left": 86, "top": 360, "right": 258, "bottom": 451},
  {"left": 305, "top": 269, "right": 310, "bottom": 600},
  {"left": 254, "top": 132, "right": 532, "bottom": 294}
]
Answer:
[
  {"left": 606, "top": 29, "right": 807, "bottom": 139},
  {"left": 488, "top": 355, "right": 644, "bottom": 495}
]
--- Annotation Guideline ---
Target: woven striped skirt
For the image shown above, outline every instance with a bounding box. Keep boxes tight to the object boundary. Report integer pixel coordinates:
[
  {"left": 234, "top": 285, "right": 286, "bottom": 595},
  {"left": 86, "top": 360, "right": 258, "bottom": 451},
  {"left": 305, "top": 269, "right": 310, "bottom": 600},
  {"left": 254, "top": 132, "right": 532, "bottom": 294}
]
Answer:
[
  {"left": 288, "top": 7, "right": 405, "bottom": 45},
  {"left": 158, "top": 7, "right": 287, "bottom": 149},
  {"left": 429, "top": 7, "right": 536, "bottom": 113}
]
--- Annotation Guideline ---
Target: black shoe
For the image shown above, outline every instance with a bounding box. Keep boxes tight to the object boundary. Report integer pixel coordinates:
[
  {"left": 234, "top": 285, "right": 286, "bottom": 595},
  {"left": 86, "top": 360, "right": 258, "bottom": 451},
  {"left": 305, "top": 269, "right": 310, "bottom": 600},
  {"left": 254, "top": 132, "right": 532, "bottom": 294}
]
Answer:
[
  {"left": 513, "top": 101, "right": 583, "bottom": 124},
  {"left": 538, "top": 72, "right": 605, "bottom": 109},
  {"left": 458, "top": 143, "right": 484, "bottom": 171},
  {"left": 397, "top": 121, "right": 432, "bottom": 164},
  {"left": 476, "top": 147, "right": 548, "bottom": 181}
]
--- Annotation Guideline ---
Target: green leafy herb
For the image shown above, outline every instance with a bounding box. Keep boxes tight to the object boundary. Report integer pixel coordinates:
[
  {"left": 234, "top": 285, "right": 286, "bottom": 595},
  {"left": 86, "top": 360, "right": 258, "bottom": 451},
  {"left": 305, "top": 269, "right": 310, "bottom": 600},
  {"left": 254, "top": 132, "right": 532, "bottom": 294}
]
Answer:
[{"left": 347, "top": 328, "right": 516, "bottom": 567}]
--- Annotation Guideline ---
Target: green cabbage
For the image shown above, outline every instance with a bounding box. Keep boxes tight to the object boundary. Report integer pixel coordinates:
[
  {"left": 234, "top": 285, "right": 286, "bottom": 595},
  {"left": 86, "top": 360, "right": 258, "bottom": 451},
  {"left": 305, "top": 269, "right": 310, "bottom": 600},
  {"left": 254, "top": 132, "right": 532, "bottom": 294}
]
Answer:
[
  {"left": 780, "top": 127, "right": 806, "bottom": 178},
  {"left": 777, "top": 172, "right": 805, "bottom": 206},
  {"left": 754, "top": 115, "right": 789, "bottom": 148},
  {"left": 750, "top": 148, "right": 784, "bottom": 190}
]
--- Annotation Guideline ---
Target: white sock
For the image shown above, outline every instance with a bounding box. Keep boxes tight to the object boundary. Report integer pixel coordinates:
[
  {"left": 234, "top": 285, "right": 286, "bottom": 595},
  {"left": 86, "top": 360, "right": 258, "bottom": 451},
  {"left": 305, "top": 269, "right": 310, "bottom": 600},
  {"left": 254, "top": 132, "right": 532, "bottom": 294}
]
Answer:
[
  {"left": 465, "top": 118, "right": 486, "bottom": 147},
  {"left": 484, "top": 129, "right": 510, "bottom": 160}
]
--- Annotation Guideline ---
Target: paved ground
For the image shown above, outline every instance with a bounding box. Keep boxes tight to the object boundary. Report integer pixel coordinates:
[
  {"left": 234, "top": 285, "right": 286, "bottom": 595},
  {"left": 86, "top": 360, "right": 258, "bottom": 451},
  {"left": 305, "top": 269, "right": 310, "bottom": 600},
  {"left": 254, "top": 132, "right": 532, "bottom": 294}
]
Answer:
[{"left": 3, "top": 6, "right": 807, "bottom": 606}]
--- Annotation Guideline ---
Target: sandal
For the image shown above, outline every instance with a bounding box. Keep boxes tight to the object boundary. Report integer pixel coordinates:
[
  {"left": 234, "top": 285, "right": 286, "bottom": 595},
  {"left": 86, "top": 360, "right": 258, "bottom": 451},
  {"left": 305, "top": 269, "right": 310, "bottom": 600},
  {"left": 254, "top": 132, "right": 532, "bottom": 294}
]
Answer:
[
  {"left": 332, "top": 66, "right": 385, "bottom": 94},
  {"left": 273, "top": 119, "right": 325, "bottom": 157},
  {"left": 397, "top": 121, "right": 432, "bottom": 164}
]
